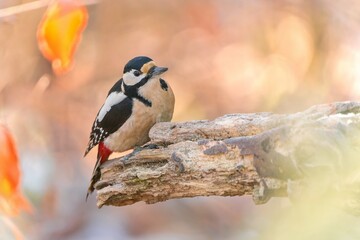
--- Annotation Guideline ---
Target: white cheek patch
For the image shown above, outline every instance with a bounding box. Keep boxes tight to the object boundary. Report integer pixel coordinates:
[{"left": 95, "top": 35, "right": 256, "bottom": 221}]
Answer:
[
  {"left": 123, "top": 71, "right": 146, "bottom": 86},
  {"left": 97, "top": 92, "right": 126, "bottom": 122}
]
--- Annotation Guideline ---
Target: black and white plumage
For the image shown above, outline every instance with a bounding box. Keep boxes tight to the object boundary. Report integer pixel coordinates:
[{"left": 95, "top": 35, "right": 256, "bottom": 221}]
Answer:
[
  {"left": 84, "top": 82, "right": 133, "bottom": 156},
  {"left": 84, "top": 56, "right": 175, "bottom": 199}
]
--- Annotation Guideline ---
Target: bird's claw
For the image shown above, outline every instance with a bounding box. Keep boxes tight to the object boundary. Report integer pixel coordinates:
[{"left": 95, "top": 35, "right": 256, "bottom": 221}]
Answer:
[
  {"left": 119, "top": 144, "right": 159, "bottom": 168},
  {"left": 142, "top": 143, "right": 160, "bottom": 150}
]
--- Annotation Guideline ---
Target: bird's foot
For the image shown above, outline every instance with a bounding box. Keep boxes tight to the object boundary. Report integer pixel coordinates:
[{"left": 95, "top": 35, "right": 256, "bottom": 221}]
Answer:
[
  {"left": 86, "top": 167, "right": 101, "bottom": 201},
  {"left": 119, "top": 144, "right": 160, "bottom": 168},
  {"left": 120, "top": 153, "right": 134, "bottom": 167},
  {"left": 142, "top": 143, "right": 160, "bottom": 150}
]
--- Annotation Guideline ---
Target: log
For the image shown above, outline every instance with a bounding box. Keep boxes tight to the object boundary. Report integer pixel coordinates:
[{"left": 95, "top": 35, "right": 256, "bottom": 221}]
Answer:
[{"left": 95, "top": 101, "right": 360, "bottom": 213}]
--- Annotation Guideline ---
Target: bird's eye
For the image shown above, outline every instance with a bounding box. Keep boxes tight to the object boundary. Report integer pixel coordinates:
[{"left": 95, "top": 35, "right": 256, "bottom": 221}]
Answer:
[{"left": 133, "top": 70, "right": 141, "bottom": 77}]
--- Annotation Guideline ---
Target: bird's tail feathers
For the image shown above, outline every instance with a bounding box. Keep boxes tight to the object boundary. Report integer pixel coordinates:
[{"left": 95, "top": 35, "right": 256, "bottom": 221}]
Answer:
[
  {"left": 83, "top": 141, "right": 94, "bottom": 157},
  {"left": 86, "top": 142, "right": 112, "bottom": 201}
]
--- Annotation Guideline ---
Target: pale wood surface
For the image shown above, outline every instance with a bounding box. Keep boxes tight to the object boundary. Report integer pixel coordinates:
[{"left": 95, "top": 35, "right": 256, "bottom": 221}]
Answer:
[{"left": 95, "top": 102, "right": 360, "bottom": 213}]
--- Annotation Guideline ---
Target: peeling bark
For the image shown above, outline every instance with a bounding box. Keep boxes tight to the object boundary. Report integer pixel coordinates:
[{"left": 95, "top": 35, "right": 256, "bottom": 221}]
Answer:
[{"left": 95, "top": 102, "right": 360, "bottom": 213}]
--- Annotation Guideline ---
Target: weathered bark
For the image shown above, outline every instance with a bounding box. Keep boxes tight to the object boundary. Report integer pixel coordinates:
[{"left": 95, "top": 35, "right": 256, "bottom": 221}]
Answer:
[{"left": 96, "top": 101, "right": 360, "bottom": 213}]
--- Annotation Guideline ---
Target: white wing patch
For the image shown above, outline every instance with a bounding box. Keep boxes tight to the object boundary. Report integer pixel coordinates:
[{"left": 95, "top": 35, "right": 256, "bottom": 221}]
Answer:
[{"left": 97, "top": 92, "right": 126, "bottom": 122}]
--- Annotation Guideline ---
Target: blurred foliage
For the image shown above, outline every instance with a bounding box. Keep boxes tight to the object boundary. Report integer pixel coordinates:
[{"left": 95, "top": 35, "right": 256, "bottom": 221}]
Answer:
[
  {"left": 37, "top": 0, "right": 88, "bottom": 75},
  {"left": 1, "top": 0, "right": 360, "bottom": 239},
  {"left": 0, "top": 125, "right": 31, "bottom": 240},
  {"left": 0, "top": 124, "right": 31, "bottom": 216}
]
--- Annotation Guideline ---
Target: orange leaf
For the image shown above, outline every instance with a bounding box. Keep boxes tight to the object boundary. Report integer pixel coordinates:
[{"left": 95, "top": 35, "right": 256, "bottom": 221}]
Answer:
[
  {"left": 0, "top": 125, "right": 31, "bottom": 217},
  {"left": 37, "top": 0, "right": 88, "bottom": 75}
]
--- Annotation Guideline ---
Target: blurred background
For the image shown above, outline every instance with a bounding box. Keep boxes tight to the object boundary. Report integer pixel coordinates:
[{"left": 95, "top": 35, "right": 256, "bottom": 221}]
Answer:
[{"left": 1, "top": 0, "right": 360, "bottom": 239}]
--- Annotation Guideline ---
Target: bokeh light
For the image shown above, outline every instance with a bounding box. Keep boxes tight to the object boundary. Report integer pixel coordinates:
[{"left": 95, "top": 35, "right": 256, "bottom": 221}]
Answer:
[{"left": 1, "top": 0, "right": 360, "bottom": 239}]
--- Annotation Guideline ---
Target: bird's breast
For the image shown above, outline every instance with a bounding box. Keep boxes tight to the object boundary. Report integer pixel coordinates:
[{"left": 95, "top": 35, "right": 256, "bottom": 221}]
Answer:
[{"left": 104, "top": 78, "right": 175, "bottom": 152}]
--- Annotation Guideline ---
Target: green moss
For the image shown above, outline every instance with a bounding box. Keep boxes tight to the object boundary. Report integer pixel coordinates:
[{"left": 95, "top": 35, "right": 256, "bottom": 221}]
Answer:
[{"left": 127, "top": 177, "right": 150, "bottom": 187}]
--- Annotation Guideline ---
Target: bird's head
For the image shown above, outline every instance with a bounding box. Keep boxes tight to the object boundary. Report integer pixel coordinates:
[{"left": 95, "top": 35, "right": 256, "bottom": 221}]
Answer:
[{"left": 122, "top": 56, "right": 168, "bottom": 87}]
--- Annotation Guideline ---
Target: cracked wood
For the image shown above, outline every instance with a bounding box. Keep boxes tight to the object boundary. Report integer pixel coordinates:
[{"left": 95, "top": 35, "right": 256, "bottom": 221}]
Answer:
[{"left": 95, "top": 101, "right": 360, "bottom": 212}]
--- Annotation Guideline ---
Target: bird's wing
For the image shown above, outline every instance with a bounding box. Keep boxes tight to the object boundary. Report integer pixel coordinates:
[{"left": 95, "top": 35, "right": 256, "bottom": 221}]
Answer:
[{"left": 84, "top": 90, "right": 133, "bottom": 156}]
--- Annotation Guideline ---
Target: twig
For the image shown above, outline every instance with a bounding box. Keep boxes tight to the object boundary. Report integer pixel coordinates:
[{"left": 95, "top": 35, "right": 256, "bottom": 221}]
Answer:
[{"left": 0, "top": 0, "right": 99, "bottom": 18}]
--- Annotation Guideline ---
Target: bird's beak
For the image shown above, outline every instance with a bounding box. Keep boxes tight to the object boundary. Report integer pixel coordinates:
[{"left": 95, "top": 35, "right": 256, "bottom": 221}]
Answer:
[{"left": 149, "top": 66, "right": 168, "bottom": 77}]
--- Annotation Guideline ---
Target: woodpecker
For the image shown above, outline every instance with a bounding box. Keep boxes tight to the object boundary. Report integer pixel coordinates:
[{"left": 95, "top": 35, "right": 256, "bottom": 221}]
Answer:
[{"left": 84, "top": 56, "right": 175, "bottom": 199}]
